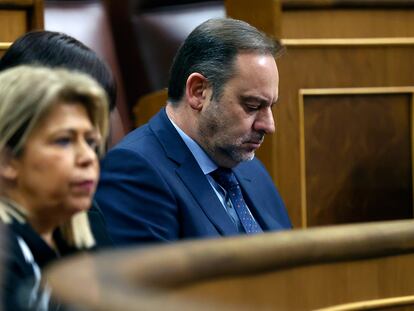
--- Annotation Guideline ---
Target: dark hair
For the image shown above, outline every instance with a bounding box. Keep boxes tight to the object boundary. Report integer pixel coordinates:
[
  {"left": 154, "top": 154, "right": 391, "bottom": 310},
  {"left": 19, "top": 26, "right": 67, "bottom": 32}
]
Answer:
[
  {"left": 0, "top": 30, "right": 116, "bottom": 111},
  {"left": 167, "top": 18, "right": 283, "bottom": 104}
]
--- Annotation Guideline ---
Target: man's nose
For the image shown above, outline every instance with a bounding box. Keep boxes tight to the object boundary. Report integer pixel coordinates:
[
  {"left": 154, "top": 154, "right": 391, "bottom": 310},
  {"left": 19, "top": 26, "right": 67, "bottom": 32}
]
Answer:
[{"left": 254, "top": 107, "right": 275, "bottom": 134}]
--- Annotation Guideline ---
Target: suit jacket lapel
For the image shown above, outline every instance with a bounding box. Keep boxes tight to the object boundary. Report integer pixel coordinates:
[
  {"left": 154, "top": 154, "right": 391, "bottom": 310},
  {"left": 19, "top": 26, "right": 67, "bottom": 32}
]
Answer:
[
  {"left": 149, "top": 109, "right": 239, "bottom": 235},
  {"left": 234, "top": 166, "right": 285, "bottom": 231}
]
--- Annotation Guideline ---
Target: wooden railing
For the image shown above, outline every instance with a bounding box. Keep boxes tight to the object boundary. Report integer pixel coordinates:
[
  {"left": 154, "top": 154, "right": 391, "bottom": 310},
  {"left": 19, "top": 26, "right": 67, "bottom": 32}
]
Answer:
[{"left": 46, "top": 219, "right": 414, "bottom": 310}]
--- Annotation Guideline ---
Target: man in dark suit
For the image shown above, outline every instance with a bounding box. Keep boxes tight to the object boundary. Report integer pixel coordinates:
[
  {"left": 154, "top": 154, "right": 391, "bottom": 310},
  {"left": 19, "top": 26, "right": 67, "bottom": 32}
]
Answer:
[{"left": 95, "top": 18, "right": 292, "bottom": 245}]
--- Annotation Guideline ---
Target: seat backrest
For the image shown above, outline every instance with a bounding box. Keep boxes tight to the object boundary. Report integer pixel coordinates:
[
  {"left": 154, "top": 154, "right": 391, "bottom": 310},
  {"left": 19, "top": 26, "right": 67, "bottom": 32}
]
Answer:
[
  {"left": 105, "top": 0, "right": 225, "bottom": 116},
  {"left": 45, "top": 0, "right": 131, "bottom": 147}
]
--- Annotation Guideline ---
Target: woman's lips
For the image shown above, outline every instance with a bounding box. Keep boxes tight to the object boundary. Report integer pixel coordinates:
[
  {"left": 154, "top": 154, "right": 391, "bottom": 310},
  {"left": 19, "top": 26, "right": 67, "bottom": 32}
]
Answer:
[{"left": 71, "top": 180, "right": 96, "bottom": 194}]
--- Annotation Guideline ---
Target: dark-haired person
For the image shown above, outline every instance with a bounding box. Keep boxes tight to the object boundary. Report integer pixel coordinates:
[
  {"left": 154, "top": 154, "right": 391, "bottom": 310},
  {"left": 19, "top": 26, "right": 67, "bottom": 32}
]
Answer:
[
  {"left": 0, "top": 30, "right": 116, "bottom": 111},
  {"left": 95, "top": 18, "right": 292, "bottom": 245},
  {"left": 0, "top": 30, "right": 126, "bottom": 146},
  {"left": 0, "top": 30, "right": 119, "bottom": 247},
  {"left": 0, "top": 66, "right": 109, "bottom": 311}
]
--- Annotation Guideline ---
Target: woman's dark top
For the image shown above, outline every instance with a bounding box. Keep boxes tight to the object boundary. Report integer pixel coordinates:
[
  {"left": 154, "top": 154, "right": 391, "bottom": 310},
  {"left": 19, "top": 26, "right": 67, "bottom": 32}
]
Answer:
[{"left": 1, "top": 201, "right": 112, "bottom": 311}]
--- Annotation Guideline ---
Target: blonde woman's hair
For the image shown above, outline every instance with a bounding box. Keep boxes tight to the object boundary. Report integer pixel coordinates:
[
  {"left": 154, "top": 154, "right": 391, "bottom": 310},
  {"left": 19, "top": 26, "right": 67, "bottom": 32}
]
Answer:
[{"left": 0, "top": 65, "right": 110, "bottom": 249}]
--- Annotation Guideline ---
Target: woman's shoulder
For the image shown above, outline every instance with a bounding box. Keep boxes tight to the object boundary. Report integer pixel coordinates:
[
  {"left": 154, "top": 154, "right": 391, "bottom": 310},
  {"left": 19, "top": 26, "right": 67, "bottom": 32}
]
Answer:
[
  {"left": 2, "top": 224, "right": 35, "bottom": 277},
  {"left": 1, "top": 224, "right": 52, "bottom": 311}
]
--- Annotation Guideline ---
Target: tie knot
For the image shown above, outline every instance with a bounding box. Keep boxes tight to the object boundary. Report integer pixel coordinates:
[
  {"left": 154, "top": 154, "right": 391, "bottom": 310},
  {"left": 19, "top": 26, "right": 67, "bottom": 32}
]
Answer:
[{"left": 211, "top": 167, "right": 238, "bottom": 190}]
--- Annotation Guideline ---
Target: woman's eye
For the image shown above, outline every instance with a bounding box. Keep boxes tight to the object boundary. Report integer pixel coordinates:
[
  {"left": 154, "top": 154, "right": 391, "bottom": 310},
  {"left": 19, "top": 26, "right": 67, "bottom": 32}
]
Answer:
[
  {"left": 86, "top": 137, "right": 100, "bottom": 150},
  {"left": 54, "top": 137, "right": 72, "bottom": 146}
]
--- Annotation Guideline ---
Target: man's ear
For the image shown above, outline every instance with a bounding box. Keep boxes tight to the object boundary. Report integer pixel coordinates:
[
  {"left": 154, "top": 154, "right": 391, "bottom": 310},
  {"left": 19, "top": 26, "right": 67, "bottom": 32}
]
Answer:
[{"left": 185, "top": 73, "right": 210, "bottom": 111}]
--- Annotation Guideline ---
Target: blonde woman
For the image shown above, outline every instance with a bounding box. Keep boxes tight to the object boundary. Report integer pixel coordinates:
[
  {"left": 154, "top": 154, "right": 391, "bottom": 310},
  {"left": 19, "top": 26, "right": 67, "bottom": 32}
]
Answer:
[{"left": 0, "top": 66, "right": 109, "bottom": 311}]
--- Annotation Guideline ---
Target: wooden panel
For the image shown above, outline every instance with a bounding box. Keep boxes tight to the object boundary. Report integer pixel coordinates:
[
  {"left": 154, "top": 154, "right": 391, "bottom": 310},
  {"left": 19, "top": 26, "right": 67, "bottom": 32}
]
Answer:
[
  {"left": 281, "top": 9, "right": 414, "bottom": 39},
  {"left": 299, "top": 89, "right": 414, "bottom": 227},
  {"left": 0, "top": 10, "right": 26, "bottom": 41},
  {"left": 273, "top": 41, "right": 414, "bottom": 228},
  {"left": 0, "top": 0, "right": 44, "bottom": 42},
  {"left": 225, "top": 0, "right": 282, "bottom": 38},
  {"left": 0, "top": 0, "right": 33, "bottom": 5},
  {"left": 171, "top": 254, "right": 414, "bottom": 311},
  {"left": 0, "top": 0, "right": 44, "bottom": 76},
  {"left": 30, "top": 0, "right": 44, "bottom": 30}
]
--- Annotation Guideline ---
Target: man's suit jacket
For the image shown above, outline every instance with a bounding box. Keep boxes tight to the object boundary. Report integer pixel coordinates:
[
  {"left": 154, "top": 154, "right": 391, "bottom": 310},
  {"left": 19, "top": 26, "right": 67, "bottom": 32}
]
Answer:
[{"left": 95, "top": 108, "right": 291, "bottom": 245}]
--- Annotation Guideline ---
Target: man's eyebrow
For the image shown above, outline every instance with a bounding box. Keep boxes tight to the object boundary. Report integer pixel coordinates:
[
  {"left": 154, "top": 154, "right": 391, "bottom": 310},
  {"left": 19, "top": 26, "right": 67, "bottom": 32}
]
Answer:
[{"left": 240, "top": 95, "right": 273, "bottom": 105}]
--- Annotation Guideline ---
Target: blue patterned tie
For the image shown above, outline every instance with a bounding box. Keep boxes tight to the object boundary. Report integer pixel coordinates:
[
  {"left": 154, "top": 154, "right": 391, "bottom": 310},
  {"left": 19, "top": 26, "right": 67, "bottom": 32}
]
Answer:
[{"left": 211, "top": 168, "right": 263, "bottom": 234}]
